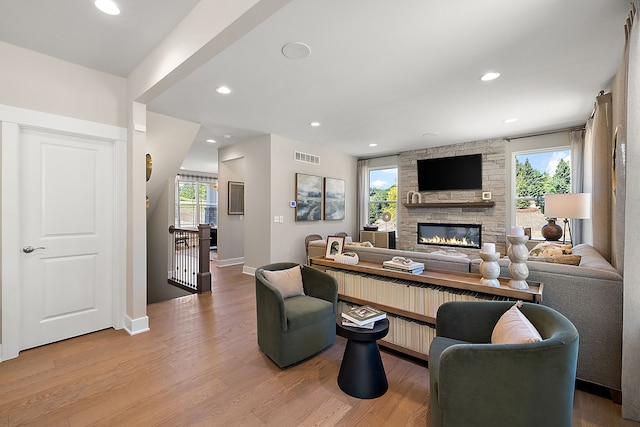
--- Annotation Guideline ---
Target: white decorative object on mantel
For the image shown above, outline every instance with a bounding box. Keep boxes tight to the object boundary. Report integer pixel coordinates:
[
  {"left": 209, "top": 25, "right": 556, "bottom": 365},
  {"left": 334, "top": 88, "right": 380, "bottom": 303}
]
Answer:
[
  {"left": 406, "top": 191, "right": 422, "bottom": 204},
  {"left": 507, "top": 234, "right": 530, "bottom": 289}
]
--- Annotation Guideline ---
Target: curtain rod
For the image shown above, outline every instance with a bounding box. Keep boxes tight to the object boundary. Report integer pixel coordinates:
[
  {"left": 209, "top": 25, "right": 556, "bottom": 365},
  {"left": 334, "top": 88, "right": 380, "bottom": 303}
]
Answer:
[
  {"left": 358, "top": 125, "right": 586, "bottom": 156},
  {"left": 358, "top": 153, "right": 400, "bottom": 161},
  {"left": 505, "top": 126, "right": 585, "bottom": 142}
]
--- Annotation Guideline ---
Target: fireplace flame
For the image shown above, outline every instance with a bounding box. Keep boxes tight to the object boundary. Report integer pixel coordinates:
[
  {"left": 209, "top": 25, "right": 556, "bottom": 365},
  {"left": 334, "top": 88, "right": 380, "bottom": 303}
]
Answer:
[{"left": 419, "top": 235, "right": 477, "bottom": 247}]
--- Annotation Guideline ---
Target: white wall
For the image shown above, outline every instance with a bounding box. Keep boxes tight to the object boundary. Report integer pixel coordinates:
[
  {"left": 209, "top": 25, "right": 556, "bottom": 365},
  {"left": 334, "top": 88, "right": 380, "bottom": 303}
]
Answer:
[
  {"left": 0, "top": 42, "right": 126, "bottom": 127},
  {"left": 145, "top": 112, "right": 201, "bottom": 215},
  {"left": 217, "top": 135, "right": 357, "bottom": 272},
  {"left": 218, "top": 156, "right": 247, "bottom": 265},
  {"left": 218, "top": 136, "right": 271, "bottom": 270},
  {"left": 269, "top": 135, "right": 357, "bottom": 266},
  {"left": 145, "top": 112, "right": 200, "bottom": 304},
  {"left": 622, "top": 11, "right": 640, "bottom": 420},
  {"left": 147, "top": 178, "right": 191, "bottom": 304}
]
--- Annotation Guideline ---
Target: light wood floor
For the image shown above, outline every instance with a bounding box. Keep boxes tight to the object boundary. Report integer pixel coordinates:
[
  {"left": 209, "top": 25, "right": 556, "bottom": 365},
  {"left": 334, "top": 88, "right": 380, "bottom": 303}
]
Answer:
[{"left": 0, "top": 263, "right": 637, "bottom": 426}]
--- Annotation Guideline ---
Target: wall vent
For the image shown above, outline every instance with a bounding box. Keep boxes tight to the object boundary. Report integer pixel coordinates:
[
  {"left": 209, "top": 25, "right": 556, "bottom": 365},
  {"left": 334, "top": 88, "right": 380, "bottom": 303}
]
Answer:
[{"left": 294, "top": 151, "right": 320, "bottom": 165}]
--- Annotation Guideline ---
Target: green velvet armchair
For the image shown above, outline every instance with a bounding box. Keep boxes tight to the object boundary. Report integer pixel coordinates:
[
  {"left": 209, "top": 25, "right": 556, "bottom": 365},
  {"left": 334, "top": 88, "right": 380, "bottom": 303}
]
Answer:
[
  {"left": 429, "top": 301, "right": 579, "bottom": 427},
  {"left": 255, "top": 262, "right": 338, "bottom": 368}
]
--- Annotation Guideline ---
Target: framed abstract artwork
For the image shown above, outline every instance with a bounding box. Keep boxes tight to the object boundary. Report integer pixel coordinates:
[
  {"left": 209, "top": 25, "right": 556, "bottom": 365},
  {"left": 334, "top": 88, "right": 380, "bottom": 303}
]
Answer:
[
  {"left": 295, "top": 173, "right": 322, "bottom": 221},
  {"left": 324, "top": 177, "right": 345, "bottom": 220},
  {"left": 228, "top": 181, "right": 244, "bottom": 215}
]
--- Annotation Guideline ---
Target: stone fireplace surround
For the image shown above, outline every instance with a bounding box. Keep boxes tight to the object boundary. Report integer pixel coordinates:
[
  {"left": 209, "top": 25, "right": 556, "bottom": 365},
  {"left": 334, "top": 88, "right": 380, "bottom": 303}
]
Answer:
[{"left": 399, "top": 138, "right": 507, "bottom": 256}]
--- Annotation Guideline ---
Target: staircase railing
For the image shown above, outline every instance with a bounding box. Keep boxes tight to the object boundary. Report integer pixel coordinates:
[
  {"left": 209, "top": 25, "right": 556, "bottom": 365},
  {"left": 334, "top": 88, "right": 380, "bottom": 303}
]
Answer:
[{"left": 168, "top": 224, "right": 212, "bottom": 293}]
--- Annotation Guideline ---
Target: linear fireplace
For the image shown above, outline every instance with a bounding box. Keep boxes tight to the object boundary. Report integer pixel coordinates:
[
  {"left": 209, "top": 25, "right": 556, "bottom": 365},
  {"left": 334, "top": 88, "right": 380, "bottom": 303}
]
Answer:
[{"left": 417, "top": 223, "right": 481, "bottom": 249}]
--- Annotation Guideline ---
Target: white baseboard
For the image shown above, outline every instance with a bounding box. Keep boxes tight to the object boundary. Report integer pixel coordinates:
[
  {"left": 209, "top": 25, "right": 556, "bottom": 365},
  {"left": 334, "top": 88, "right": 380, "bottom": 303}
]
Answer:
[
  {"left": 217, "top": 257, "right": 244, "bottom": 267},
  {"left": 242, "top": 266, "right": 256, "bottom": 276},
  {"left": 124, "top": 315, "right": 150, "bottom": 336}
]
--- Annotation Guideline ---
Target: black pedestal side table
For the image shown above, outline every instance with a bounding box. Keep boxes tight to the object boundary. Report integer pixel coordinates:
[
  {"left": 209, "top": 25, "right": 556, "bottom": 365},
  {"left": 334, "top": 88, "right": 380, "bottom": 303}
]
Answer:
[{"left": 336, "top": 316, "right": 390, "bottom": 399}]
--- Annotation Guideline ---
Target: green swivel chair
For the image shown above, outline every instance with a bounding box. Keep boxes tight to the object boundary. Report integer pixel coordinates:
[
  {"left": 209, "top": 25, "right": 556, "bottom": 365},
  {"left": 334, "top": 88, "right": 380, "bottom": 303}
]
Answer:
[
  {"left": 429, "top": 301, "right": 579, "bottom": 427},
  {"left": 255, "top": 262, "right": 337, "bottom": 368}
]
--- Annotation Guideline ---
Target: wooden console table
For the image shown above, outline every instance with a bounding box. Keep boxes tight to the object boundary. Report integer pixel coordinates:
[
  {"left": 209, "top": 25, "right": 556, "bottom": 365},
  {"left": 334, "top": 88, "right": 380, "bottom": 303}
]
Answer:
[{"left": 310, "top": 257, "right": 543, "bottom": 361}]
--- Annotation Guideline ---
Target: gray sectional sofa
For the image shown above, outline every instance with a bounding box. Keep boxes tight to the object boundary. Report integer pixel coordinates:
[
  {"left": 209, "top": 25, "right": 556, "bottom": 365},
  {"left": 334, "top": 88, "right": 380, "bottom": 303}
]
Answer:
[{"left": 307, "top": 239, "right": 623, "bottom": 395}]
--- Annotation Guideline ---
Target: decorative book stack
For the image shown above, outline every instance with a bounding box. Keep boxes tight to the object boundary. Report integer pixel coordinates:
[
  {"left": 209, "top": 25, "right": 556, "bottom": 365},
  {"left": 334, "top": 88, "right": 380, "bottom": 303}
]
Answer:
[
  {"left": 382, "top": 258, "right": 425, "bottom": 275},
  {"left": 341, "top": 305, "right": 387, "bottom": 329}
]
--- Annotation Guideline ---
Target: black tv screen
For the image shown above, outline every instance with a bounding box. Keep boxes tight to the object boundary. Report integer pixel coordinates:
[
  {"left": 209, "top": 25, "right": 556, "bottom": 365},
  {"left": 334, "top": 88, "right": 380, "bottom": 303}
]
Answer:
[{"left": 417, "top": 154, "right": 483, "bottom": 191}]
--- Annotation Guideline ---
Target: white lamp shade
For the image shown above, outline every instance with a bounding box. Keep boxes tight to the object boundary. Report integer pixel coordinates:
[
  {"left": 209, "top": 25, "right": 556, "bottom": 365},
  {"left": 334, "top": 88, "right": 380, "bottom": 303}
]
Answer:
[{"left": 544, "top": 193, "right": 591, "bottom": 219}]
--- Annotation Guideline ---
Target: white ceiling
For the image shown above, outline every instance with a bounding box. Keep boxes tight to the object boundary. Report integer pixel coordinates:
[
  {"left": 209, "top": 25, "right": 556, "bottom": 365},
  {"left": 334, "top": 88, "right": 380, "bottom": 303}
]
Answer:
[{"left": 0, "top": 0, "right": 631, "bottom": 174}]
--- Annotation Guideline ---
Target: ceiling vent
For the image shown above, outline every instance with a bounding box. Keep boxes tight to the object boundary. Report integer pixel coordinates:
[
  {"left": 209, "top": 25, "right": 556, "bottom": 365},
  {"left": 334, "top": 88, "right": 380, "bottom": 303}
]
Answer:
[{"left": 294, "top": 151, "right": 320, "bottom": 165}]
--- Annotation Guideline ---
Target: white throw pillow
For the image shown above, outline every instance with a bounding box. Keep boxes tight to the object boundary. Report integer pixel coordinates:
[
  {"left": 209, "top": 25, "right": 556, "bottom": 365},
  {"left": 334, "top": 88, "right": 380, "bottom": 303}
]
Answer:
[
  {"left": 491, "top": 302, "right": 542, "bottom": 344},
  {"left": 262, "top": 265, "right": 305, "bottom": 298}
]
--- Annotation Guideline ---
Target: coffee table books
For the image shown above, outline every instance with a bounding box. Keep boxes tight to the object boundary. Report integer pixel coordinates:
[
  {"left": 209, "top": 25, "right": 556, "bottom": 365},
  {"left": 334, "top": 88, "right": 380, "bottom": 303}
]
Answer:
[
  {"left": 341, "top": 305, "right": 387, "bottom": 326},
  {"left": 341, "top": 319, "right": 375, "bottom": 329},
  {"left": 382, "top": 259, "right": 425, "bottom": 274}
]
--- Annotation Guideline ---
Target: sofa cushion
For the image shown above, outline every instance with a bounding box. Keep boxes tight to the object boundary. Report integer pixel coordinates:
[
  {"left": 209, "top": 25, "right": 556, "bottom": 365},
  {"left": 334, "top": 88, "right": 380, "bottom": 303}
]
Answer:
[
  {"left": 492, "top": 303, "right": 542, "bottom": 344},
  {"left": 284, "top": 295, "right": 334, "bottom": 330},
  {"left": 572, "top": 243, "right": 619, "bottom": 272},
  {"left": 262, "top": 265, "right": 305, "bottom": 298}
]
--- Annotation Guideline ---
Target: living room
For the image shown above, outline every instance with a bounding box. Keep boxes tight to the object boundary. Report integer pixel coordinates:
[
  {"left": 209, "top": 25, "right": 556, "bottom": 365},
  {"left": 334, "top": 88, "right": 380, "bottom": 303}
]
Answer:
[{"left": 1, "top": 0, "right": 640, "bottom": 424}]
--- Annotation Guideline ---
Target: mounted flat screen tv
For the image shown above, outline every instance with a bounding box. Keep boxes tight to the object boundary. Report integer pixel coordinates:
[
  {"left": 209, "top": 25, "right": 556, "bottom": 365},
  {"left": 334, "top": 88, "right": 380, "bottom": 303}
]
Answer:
[{"left": 417, "top": 154, "right": 483, "bottom": 191}]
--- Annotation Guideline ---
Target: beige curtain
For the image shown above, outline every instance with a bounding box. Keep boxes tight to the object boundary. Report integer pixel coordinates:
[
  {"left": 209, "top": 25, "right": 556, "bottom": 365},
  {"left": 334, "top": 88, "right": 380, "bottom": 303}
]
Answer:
[
  {"left": 356, "top": 159, "right": 370, "bottom": 232},
  {"left": 569, "top": 129, "right": 586, "bottom": 244},
  {"left": 583, "top": 93, "right": 613, "bottom": 260}
]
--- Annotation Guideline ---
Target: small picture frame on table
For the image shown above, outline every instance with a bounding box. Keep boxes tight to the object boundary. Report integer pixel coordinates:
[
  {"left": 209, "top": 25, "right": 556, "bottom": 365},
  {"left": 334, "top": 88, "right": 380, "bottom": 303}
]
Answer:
[{"left": 325, "top": 235, "right": 345, "bottom": 259}]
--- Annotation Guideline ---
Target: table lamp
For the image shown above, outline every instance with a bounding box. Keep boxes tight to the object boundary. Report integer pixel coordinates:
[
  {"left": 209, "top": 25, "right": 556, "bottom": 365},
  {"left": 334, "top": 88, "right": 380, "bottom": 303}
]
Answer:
[{"left": 543, "top": 193, "right": 591, "bottom": 244}]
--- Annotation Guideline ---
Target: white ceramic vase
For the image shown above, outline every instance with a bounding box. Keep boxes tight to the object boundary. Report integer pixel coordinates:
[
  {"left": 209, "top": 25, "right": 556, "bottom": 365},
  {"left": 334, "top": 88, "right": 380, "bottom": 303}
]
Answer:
[
  {"left": 507, "top": 235, "right": 530, "bottom": 289},
  {"left": 479, "top": 252, "right": 501, "bottom": 287}
]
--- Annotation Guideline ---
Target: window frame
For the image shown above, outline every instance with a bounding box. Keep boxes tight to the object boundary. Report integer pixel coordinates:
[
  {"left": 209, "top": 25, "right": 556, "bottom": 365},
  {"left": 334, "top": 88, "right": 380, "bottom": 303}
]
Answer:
[
  {"left": 175, "top": 176, "right": 218, "bottom": 229},
  {"left": 367, "top": 166, "right": 398, "bottom": 232},
  {"left": 512, "top": 146, "right": 571, "bottom": 241}
]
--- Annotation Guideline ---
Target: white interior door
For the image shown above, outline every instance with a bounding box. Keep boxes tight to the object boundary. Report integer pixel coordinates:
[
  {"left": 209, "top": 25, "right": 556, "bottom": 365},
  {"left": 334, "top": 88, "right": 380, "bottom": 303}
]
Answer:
[{"left": 20, "top": 128, "right": 114, "bottom": 350}]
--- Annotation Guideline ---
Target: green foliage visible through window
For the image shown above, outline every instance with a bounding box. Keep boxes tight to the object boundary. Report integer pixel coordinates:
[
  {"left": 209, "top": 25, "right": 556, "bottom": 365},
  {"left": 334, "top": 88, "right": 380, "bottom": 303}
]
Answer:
[
  {"left": 369, "top": 168, "right": 397, "bottom": 230},
  {"left": 515, "top": 154, "right": 571, "bottom": 212},
  {"left": 514, "top": 149, "right": 570, "bottom": 240}
]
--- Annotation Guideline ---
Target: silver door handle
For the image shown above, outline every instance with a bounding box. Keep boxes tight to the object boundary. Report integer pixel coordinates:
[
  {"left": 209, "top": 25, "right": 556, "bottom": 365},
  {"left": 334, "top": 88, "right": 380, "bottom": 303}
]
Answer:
[{"left": 23, "top": 246, "right": 45, "bottom": 253}]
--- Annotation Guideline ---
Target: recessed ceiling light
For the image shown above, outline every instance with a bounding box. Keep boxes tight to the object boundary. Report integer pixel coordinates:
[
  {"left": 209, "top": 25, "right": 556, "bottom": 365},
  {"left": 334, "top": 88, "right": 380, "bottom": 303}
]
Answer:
[
  {"left": 310, "top": 122, "right": 321, "bottom": 127},
  {"left": 206, "top": 139, "right": 216, "bottom": 143},
  {"left": 369, "top": 143, "right": 378, "bottom": 147},
  {"left": 503, "top": 118, "right": 518, "bottom": 124},
  {"left": 223, "top": 134, "right": 232, "bottom": 139},
  {"left": 480, "top": 72, "right": 501, "bottom": 81},
  {"left": 95, "top": 0, "right": 120, "bottom": 15},
  {"left": 216, "top": 86, "right": 232, "bottom": 95},
  {"left": 282, "top": 42, "right": 311, "bottom": 60},
  {"left": 422, "top": 132, "right": 439, "bottom": 137}
]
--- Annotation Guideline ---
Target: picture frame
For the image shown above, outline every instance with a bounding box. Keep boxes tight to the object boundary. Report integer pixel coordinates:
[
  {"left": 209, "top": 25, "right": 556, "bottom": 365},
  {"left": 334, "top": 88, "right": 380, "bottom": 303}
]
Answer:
[
  {"left": 228, "top": 181, "right": 244, "bottom": 215},
  {"left": 325, "top": 235, "right": 345, "bottom": 259},
  {"left": 323, "top": 177, "right": 346, "bottom": 220},
  {"left": 295, "top": 173, "right": 323, "bottom": 221}
]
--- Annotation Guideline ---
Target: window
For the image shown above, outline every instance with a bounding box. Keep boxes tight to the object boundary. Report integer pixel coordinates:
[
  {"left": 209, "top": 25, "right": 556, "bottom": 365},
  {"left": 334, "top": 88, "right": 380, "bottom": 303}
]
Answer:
[
  {"left": 514, "top": 149, "right": 570, "bottom": 240},
  {"left": 368, "top": 168, "right": 397, "bottom": 231},
  {"left": 175, "top": 176, "right": 218, "bottom": 228}
]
